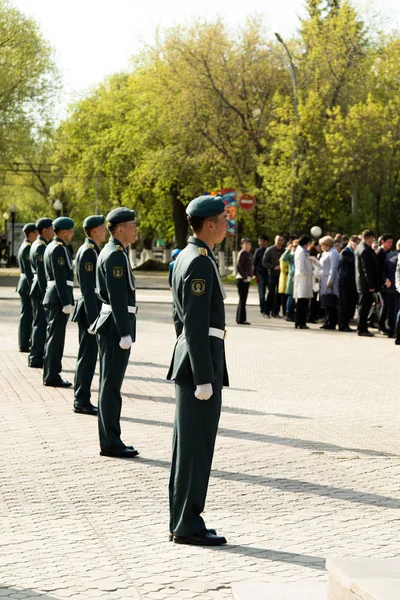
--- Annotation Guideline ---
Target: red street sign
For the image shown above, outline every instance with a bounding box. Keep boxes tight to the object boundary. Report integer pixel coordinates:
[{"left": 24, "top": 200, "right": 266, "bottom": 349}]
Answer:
[{"left": 239, "top": 193, "right": 256, "bottom": 210}]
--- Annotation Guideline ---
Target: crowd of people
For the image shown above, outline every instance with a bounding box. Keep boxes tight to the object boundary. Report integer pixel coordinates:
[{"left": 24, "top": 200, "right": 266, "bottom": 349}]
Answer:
[{"left": 235, "top": 229, "right": 400, "bottom": 341}]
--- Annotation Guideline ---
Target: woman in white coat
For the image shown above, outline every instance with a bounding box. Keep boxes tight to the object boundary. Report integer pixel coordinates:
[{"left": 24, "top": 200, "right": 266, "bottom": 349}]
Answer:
[
  {"left": 319, "top": 235, "right": 340, "bottom": 330},
  {"left": 294, "top": 235, "right": 314, "bottom": 329}
]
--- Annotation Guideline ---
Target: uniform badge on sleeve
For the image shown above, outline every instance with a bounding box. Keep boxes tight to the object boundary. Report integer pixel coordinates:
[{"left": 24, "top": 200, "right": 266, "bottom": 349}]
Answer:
[
  {"left": 191, "top": 279, "right": 206, "bottom": 295},
  {"left": 113, "top": 266, "right": 123, "bottom": 279},
  {"left": 84, "top": 262, "right": 93, "bottom": 272},
  {"left": 39, "top": 254, "right": 44, "bottom": 262},
  {"left": 57, "top": 257, "right": 65, "bottom": 266}
]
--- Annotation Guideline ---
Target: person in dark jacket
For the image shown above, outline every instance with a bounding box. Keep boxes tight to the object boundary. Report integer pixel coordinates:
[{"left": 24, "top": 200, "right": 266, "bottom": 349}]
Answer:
[
  {"left": 72, "top": 215, "right": 106, "bottom": 416},
  {"left": 253, "top": 235, "right": 269, "bottom": 315},
  {"left": 16, "top": 223, "right": 38, "bottom": 352},
  {"left": 262, "top": 234, "right": 285, "bottom": 317},
  {"left": 235, "top": 238, "right": 253, "bottom": 325},
  {"left": 338, "top": 235, "right": 359, "bottom": 332},
  {"left": 355, "top": 230, "right": 379, "bottom": 337},
  {"left": 382, "top": 244, "right": 399, "bottom": 338},
  {"left": 28, "top": 218, "right": 54, "bottom": 368},
  {"left": 376, "top": 233, "right": 394, "bottom": 334}
]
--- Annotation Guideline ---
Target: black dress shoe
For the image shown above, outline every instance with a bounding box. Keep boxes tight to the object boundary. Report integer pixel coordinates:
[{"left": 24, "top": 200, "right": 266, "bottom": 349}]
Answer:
[
  {"left": 173, "top": 529, "right": 227, "bottom": 546},
  {"left": 395, "top": 339, "right": 400, "bottom": 345},
  {"left": 74, "top": 403, "right": 98, "bottom": 416},
  {"left": 297, "top": 325, "right": 309, "bottom": 329},
  {"left": 43, "top": 379, "right": 72, "bottom": 388},
  {"left": 379, "top": 329, "right": 389, "bottom": 336},
  {"left": 28, "top": 362, "right": 43, "bottom": 368},
  {"left": 100, "top": 446, "right": 139, "bottom": 458},
  {"left": 19, "top": 348, "right": 29, "bottom": 353},
  {"left": 339, "top": 326, "right": 353, "bottom": 332},
  {"left": 169, "top": 528, "right": 216, "bottom": 542},
  {"left": 358, "top": 331, "right": 374, "bottom": 337}
]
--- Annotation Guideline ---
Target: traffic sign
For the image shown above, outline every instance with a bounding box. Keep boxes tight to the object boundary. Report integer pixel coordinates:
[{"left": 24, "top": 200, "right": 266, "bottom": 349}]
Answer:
[{"left": 239, "top": 193, "right": 256, "bottom": 210}]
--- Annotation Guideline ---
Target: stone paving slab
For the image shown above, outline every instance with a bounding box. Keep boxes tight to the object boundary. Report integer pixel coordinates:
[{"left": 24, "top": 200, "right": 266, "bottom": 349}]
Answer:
[{"left": 1, "top": 299, "right": 400, "bottom": 599}]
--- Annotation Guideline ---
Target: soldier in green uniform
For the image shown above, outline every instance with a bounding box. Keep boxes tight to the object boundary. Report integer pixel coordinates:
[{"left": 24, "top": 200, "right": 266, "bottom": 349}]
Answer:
[
  {"left": 167, "top": 195, "right": 229, "bottom": 546},
  {"left": 72, "top": 215, "right": 106, "bottom": 416},
  {"left": 91, "top": 207, "right": 139, "bottom": 458},
  {"left": 42, "top": 217, "right": 75, "bottom": 388},
  {"left": 16, "top": 223, "right": 38, "bottom": 352},
  {"left": 28, "top": 218, "right": 54, "bottom": 368}
]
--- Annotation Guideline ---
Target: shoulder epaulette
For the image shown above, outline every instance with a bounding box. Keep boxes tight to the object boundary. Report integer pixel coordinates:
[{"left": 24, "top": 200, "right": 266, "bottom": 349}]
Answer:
[
  {"left": 40, "top": 241, "right": 46, "bottom": 246},
  {"left": 57, "top": 242, "right": 63, "bottom": 246},
  {"left": 27, "top": 242, "right": 32, "bottom": 246},
  {"left": 116, "top": 245, "right": 124, "bottom": 252},
  {"left": 87, "top": 243, "right": 94, "bottom": 249},
  {"left": 198, "top": 247, "right": 208, "bottom": 257}
]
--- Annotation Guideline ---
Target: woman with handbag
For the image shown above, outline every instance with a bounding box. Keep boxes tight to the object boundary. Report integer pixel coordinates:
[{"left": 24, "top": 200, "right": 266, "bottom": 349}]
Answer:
[{"left": 319, "top": 236, "right": 340, "bottom": 330}]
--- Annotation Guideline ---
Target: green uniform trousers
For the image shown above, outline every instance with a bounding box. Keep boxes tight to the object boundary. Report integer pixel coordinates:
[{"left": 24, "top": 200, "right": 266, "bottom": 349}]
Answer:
[
  {"left": 28, "top": 297, "right": 47, "bottom": 366},
  {"left": 74, "top": 323, "right": 98, "bottom": 407},
  {"left": 43, "top": 305, "right": 69, "bottom": 384},
  {"left": 169, "top": 383, "right": 222, "bottom": 537},
  {"left": 97, "top": 333, "right": 130, "bottom": 450},
  {"left": 18, "top": 293, "right": 32, "bottom": 351}
]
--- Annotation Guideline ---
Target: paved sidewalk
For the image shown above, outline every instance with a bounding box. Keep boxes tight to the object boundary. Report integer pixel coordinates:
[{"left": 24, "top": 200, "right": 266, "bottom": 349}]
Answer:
[{"left": 1, "top": 298, "right": 400, "bottom": 600}]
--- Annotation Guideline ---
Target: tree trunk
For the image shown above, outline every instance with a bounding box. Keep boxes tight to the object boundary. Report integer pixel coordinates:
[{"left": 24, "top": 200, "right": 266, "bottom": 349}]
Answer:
[
  {"left": 375, "top": 190, "right": 381, "bottom": 236},
  {"left": 171, "top": 184, "right": 188, "bottom": 249}
]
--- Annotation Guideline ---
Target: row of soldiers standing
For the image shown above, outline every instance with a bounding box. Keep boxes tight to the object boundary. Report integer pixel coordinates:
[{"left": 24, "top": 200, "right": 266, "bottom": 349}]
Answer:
[
  {"left": 17, "top": 209, "right": 139, "bottom": 458},
  {"left": 17, "top": 197, "right": 230, "bottom": 546}
]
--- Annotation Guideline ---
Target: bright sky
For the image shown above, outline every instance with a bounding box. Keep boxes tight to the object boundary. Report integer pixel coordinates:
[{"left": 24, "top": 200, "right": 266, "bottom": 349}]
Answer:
[{"left": 11, "top": 0, "right": 400, "bottom": 115}]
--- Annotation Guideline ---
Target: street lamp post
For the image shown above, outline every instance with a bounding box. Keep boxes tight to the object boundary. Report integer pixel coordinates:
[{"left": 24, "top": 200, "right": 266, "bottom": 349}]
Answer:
[
  {"left": 9, "top": 203, "right": 17, "bottom": 267},
  {"left": 3, "top": 212, "right": 9, "bottom": 267},
  {"left": 273, "top": 33, "right": 299, "bottom": 235},
  {"left": 53, "top": 199, "right": 63, "bottom": 218}
]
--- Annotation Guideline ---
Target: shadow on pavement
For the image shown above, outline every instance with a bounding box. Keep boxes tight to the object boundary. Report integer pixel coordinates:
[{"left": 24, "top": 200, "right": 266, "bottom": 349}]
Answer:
[
  {"left": 136, "top": 456, "right": 400, "bottom": 510},
  {"left": 122, "top": 416, "right": 397, "bottom": 458},
  {"left": 123, "top": 393, "right": 306, "bottom": 418},
  {"left": 215, "top": 546, "right": 326, "bottom": 571},
  {"left": 0, "top": 587, "right": 59, "bottom": 598}
]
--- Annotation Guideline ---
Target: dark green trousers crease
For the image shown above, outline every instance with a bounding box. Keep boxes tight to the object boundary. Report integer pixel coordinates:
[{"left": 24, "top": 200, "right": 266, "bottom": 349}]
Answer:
[
  {"left": 43, "top": 305, "right": 69, "bottom": 383},
  {"left": 18, "top": 293, "right": 32, "bottom": 350},
  {"left": 169, "top": 383, "right": 222, "bottom": 537},
  {"left": 74, "top": 323, "right": 98, "bottom": 406},
  {"left": 97, "top": 333, "right": 130, "bottom": 450},
  {"left": 29, "top": 297, "right": 47, "bottom": 364}
]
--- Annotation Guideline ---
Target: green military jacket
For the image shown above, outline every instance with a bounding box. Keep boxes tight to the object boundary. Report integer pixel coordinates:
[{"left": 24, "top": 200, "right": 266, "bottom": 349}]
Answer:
[
  {"left": 30, "top": 236, "right": 48, "bottom": 299},
  {"left": 92, "top": 237, "right": 136, "bottom": 341},
  {"left": 16, "top": 240, "right": 33, "bottom": 295},
  {"left": 167, "top": 236, "right": 229, "bottom": 389},
  {"left": 43, "top": 237, "right": 74, "bottom": 307},
  {"left": 72, "top": 238, "right": 101, "bottom": 327}
]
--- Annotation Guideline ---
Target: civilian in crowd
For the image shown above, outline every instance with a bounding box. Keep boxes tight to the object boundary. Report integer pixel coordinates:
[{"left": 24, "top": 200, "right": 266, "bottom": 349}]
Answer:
[
  {"left": 382, "top": 240, "right": 400, "bottom": 338},
  {"left": 376, "top": 233, "right": 394, "bottom": 335},
  {"left": 281, "top": 239, "right": 299, "bottom": 321},
  {"left": 278, "top": 242, "right": 290, "bottom": 317},
  {"left": 236, "top": 238, "right": 253, "bottom": 325},
  {"left": 253, "top": 235, "right": 269, "bottom": 316},
  {"left": 319, "top": 236, "right": 340, "bottom": 330},
  {"left": 355, "top": 229, "right": 379, "bottom": 337},
  {"left": 262, "top": 234, "right": 285, "bottom": 317},
  {"left": 339, "top": 235, "right": 349, "bottom": 251},
  {"left": 168, "top": 248, "right": 181, "bottom": 290},
  {"left": 338, "top": 235, "right": 359, "bottom": 332},
  {"left": 372, "top": 240, "right": 379, "bottom": 251},
  {"left": 294, "top": 235, "right": 314, "bottom": 329},
  {"left": 308, "top": 243, "right": 321, "bottom": 323},
  {"left": 394, "top": 241, "right": 400, "bottom": 345}
]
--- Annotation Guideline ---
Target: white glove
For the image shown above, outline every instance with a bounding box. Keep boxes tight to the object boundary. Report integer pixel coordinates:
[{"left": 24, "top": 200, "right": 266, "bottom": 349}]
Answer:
[
  {"left": 88, "top": 328, "right": 96, "bottom": 335},
  {"left": 119, "top": 335, "right": 132, "bottom": 350},
  {"left": 62, "top": 304, "right": 73, "bottom": 315},
  {"left": 195, "top": 383, "right": 213, "bottom": 401}
]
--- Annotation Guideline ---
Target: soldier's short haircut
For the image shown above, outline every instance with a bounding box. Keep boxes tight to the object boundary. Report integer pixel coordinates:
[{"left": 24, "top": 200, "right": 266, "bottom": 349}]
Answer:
[
  {"left": 53, "top": 228, "right": 60, "bottom": 235},
  {"left": 187, "top": 214, "right": 219, "bottom": 233},
  {"left": 107, "top": 222, "right": 117, "bottom": 235},
  {"left": 84, "top": 227, "right": 93, "bottom": 237}
]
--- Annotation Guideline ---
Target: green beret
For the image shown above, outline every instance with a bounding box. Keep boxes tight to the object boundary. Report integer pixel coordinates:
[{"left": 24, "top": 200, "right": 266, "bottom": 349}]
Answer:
[
  {"left": 36, "top": 217, "right": 53, "bottom": 230},
  {"left": 23, "top": 223, "right": 37, "bottom": 235},
  {"left": 53, "top": 216, "right": 74, "bottom": 230},
  {"left": 186, "top": 195, "right": 225, "bottom": 218},
  {"left": 106, "top": 207, "right": 135, "bottom": 224},
  {"left": 83, "top": 214, "right": 105, "bottom": 229}
]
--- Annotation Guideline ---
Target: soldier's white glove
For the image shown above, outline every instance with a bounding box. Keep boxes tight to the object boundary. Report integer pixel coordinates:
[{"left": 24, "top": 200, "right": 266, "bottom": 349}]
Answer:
[
  {"left": 119, "top": 335, "right": 132, "bottom": 350},
  {"left": 88, "top": 328, "right": 96, "bottom": 335},
  {"left": 62, "top": 304, "right": 73, "bottom": 315},
  {"left": 195, "top": 383, "right": 213, "bottom": 401}
]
